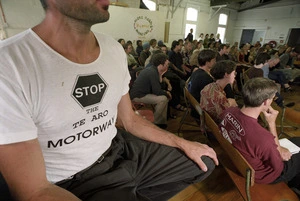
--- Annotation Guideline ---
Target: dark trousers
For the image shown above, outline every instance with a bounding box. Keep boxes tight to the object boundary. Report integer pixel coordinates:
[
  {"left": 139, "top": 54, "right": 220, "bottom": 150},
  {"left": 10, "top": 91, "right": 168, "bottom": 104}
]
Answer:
[
  {"left": 57, "top": 130, "right": 215, "bottom": 201},
  {"left": 273, "top": 137, "right": 300, "bottom": 189}
]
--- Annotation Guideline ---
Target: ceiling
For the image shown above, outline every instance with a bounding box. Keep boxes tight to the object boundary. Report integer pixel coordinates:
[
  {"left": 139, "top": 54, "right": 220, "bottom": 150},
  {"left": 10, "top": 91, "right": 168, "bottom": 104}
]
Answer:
[{"left": 210, "top": 0, "right": 299, "bottom": 12}]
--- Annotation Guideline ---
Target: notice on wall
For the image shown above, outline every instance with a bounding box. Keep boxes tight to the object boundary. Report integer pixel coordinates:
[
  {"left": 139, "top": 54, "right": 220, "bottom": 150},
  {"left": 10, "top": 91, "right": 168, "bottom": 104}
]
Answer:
[{"left": 92, "top": 6, "right": 164, "bottom": 44}]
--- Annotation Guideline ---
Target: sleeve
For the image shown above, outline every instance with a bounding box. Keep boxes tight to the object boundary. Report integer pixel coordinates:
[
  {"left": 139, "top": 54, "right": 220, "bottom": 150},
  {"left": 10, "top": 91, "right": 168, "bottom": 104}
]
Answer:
[
  {"left": 150, "top": 71, "right": 168, "bottom": 97},
  {"left": 259, "top": 137, "right": 284, "bottom": 181},
  {"left": 279, "top": 54, "right": 289, "bottom": 68},
  {"left": 0, "top": 71, "right": 37, "bottom": 144},
  {"left": 121, "top": 53, "right": 131, "bottom": 96}
]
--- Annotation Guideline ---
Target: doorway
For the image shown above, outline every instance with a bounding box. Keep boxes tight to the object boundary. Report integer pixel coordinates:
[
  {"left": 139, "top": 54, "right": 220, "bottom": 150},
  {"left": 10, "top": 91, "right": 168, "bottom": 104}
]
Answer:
[
  {"left": 240, "top": 29, "right": 255, "bottom": 46},
  {"left": 287, "top": 28, "right": 300, "bottom": 47}
]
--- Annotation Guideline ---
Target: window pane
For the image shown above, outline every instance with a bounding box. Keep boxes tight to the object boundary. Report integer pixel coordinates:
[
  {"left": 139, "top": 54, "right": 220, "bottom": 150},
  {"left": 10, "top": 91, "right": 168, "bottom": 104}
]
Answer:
[
  {"left": 186, "top": 8, "right": 198, "bottom": 21},
  {"left": 143, "top": 0, "right": 156, "bottom": 11},
  {"left": 219, "top": 13, "right": 227, "bottom": 25},
  {"left": 217, "top": 27, "right": 226, "bottom": 43},
  {"left": 185, "top": 24, "right": 196, "bottom": 40}
]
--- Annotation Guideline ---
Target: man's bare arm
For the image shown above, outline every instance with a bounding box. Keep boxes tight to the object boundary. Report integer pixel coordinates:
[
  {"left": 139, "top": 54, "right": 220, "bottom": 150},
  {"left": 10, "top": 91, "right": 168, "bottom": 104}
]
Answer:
[
  {"left": 0, "top": 139, "right": 80, "bottom": 201},
  {"left": 117, "top": 93, "right": 219, "bottom": 171}
]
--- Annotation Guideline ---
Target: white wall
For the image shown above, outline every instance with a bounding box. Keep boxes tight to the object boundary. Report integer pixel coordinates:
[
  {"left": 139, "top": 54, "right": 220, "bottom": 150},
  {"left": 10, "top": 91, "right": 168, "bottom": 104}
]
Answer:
[
  {"left": 232, "top": 4, "right": 300, "bottom": 47},
  {"left": 0, "top": 1, "right": 164, "bottom": 46},
  {"left": 1, "top": 0, "right": 44, "bottom": 37},
  {"left": 1, "top": 0, "right": 299, "bottom": 48},
  {"left": 92, "top": 6, "right": 165, "bottom": 45}
]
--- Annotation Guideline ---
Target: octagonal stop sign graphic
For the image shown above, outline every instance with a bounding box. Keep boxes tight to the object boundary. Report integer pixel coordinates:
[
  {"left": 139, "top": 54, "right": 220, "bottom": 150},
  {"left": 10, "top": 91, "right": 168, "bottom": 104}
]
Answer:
[{"left": 72, "top": 73, "right": 108, "bottom": 108}]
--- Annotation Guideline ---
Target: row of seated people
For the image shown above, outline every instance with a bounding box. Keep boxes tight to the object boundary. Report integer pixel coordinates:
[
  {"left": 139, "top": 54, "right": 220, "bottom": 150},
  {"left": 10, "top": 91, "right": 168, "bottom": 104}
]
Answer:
[
  {"left": 123, "top": 36, "right": 299, "bottom": 128},
  {"left": 187, "top": 48, "right": 300, "bottom": 197},
  {"left": 189, "top": 45, "right": 300, "bottom": 124}
]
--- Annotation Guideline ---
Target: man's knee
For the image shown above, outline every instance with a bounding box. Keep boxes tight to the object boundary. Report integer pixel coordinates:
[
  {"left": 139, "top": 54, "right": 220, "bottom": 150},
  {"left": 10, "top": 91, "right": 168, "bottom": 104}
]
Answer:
[
  {"left": 196, "top": 156, "right": 216, "bottom": 180},
  {"left": 157, "top": 95, "right": 168, "bottom": 104}
]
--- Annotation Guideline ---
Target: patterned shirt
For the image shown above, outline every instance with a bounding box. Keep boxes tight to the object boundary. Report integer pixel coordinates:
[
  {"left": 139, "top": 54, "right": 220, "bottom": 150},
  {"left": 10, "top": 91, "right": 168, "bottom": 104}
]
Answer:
[{"left": 200, "top": 82, "right": 230, "bottom": 123}]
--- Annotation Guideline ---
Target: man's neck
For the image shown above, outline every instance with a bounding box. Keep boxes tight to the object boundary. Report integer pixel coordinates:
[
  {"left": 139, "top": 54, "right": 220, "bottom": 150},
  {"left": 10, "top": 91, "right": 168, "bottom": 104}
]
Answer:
[
  {"left": 240, "top": 106, "right": 261, "bottom": 119},
  {"left": 200, "top": 65, "right": 210, "bottom": 73},
  {"left": 32, "top": 12, "right": 99, "bottom": 64}
]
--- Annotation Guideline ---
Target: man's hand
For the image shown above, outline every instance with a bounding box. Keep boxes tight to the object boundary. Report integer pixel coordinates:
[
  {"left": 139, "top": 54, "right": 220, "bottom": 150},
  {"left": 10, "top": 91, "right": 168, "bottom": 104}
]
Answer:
[
  {"left": 279, "top": 146, "right": 292, "bottom": 161},
  {"left": 228, "top": 98, "right": 238, "bottom": 107},
  {"left": 180, "top": 140, "right": 219, "bottom": 172},
  {"left": 262, "top": 106, "right": 279, "bottom": 125}
]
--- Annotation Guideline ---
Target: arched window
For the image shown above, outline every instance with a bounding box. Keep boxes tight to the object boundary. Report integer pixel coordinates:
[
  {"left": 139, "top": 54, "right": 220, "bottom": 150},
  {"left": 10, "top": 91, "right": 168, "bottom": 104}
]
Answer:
[
  {"left": 185, "top": 7, "right": 198, "bottom": 40},
  {"left": 219, "top": 13, "right": 228, "bottom": 25},
  {"left": 186, "top": 8, "right": 198, "bottom": 21},
  {"left": 142, "top": 0, "right": 156, "bottom": 11}
]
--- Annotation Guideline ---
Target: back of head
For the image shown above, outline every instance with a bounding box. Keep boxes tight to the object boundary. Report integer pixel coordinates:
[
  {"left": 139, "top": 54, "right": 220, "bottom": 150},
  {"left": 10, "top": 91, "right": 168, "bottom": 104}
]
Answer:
[
  {"left": 136, "top": 40, "right": 142, "bottom": 46},
  {"left": 143, "top": 42, "right": 150, "bottom": 50},
  {"left": 198, "top": 49, "right": 217, "bottom": 66},
  {"left": 152, "top": 53, "right": 168, "bottom": 67},
  {"left": 171, "top": 40, "right": 179, "bottom": 50},
  {"left": 218, "top": 43, "right": 229, "bottom": 52},
  {"left": 157, "top": 40, "right": 164, "bottom": 47},
  {"left": 255, "top": 53, "right": 270, "bottom": 65},
  {"left": 242, "top": 77, "right": 277, "bottom": 107},
  {"left": 149, "top": 39, "right": 157, "bottom": 46},
  {"left": 123, "top": 43, "right": 130, "bottom": 51},
  {"left": 210, "top": 60, "right": 236, "bottom": 80}
]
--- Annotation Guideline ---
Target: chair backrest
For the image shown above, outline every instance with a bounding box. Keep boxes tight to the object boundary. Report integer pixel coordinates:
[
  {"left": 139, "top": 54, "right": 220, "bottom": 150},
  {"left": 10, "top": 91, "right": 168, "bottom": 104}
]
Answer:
[
  {"left": 243, "top": 68, "right": 251, "bottom": 84},
  {"left": 203, "top": 110, "right": 255, "bottom": 186},
  {"left": 184, "top": 87, "right": 205, "bottom": 129},
  {"left": 184, "top": 87, "right": 202, "bottom": 117}
]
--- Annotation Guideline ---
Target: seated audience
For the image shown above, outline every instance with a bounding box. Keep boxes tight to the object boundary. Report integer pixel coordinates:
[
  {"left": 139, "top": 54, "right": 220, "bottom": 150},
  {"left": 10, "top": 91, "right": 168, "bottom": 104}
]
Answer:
[
  {"left": 261, "top": 53, "right": 292, "bottom": 91},
  {"left": 117, "top": 38, "right": 125, "bottom": 46},
  {"left": 149, "top": 39, "right": 157, "bottom": 53},
  {"left": 136, "top": 40, "right": 143, "bottom": 57},
  {"left": 248, "top": 45, "right": 257, "bottom": 65},
  {"left": 246, "top": 53, "right": 293, "bottom": 108},
  {"left": 216, "top": 44, "right": 230, "bottom": 62},
  {"left": 146, "top": 49, "right": 186, "bottom": 115},
  {"left": 219, "top": 77, "right": 300, "bottom": 197},
  {"left": 215, "top": 33, "right": 221, "bottom": 44},
  {"left": 124, "top": 43, "right": 144, "bottom": 86},
  {"left": 181, "top": 40, "right": 193, "bottom": 74},
  {"left": 203, "top": 34, "right": 210, "bottom": 48},
  {"left": 138, "top": 42, "right": 151, "bottom": 67},
  {"left": 188, "top": 50, "right": 237, "bottom": 120},
  {"left": 228, "top": 45, "right": 239, "bottom": 62},
  {"left": 130, "top": 53, "right": 171, "bottom": 128},
  {"left": 126, "top": 40, "right": 138, "bottom": 57},
  {"left": 200, "top": 60, "right": 237, "bottom": 123},
  {"left": 168, "top": 40, "right": 188, "bottom": 80},
  {"left": 238, "top": 43, "right": 250, "bottom": 64},
  {"left": 275, "top": 46, "right": 300, "bottom": 83}
]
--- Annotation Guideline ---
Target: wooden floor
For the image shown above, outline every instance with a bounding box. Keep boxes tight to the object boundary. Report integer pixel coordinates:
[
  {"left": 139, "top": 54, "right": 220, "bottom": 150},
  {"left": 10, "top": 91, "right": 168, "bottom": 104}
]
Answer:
[{"left": 167, "top": 84, "right": 300, "bottom": 201}]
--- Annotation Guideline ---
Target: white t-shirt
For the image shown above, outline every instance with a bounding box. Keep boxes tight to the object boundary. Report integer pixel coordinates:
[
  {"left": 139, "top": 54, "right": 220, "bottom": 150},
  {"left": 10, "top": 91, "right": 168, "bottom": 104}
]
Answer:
[{"left": 0, "top": 29, "right": 131, "bottom": 183}]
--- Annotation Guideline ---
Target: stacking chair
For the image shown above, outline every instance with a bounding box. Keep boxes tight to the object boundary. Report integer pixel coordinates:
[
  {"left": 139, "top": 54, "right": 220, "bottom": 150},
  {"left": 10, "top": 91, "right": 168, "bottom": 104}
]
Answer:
[{"left": 177, "top": 86, "right": 203, "bottom": 135}]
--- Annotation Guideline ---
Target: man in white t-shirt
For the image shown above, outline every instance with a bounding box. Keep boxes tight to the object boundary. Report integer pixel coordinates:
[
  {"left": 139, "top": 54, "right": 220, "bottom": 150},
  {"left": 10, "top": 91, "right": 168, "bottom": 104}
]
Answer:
[{"left": 0, "top": 1, "right": 218, "bottom": 200}]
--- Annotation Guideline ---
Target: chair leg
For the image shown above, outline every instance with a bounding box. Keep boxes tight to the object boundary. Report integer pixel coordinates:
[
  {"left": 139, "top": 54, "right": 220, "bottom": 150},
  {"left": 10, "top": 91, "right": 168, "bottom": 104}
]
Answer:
[
  {"left": 278, "top": 107, "right": 298, "bottom": 138},
  {"left": 177, "top": 109, "right": 190, "bottom": 135}
]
